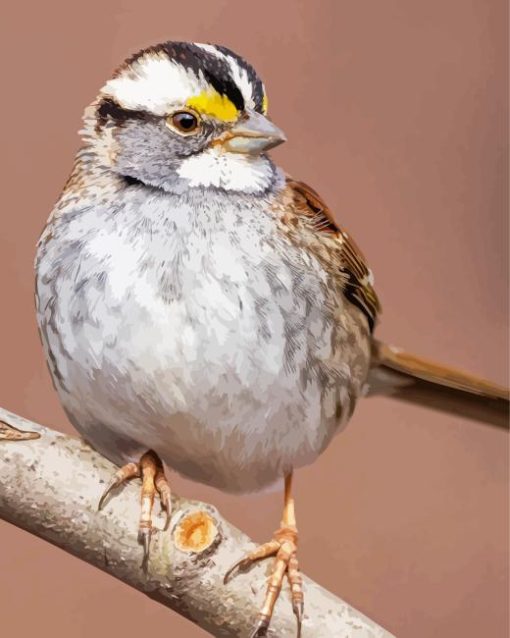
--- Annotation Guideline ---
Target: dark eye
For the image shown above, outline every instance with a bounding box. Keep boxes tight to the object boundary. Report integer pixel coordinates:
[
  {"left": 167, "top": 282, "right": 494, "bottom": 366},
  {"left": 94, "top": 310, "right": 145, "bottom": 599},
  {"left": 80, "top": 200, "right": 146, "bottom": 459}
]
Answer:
[{"left": 170, "top": 111, "right": 199, "bottom": 134}]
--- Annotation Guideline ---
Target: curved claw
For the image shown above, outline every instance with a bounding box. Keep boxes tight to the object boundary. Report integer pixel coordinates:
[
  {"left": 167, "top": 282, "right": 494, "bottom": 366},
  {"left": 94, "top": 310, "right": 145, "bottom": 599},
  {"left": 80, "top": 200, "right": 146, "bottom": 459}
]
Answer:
[
  {"left": 154, "top": 468, "right": 172, "bottom": 532},
  {"left": 162, "top": 508, "right": 171, "bottom": 532},
  {"left": 139, "top": 527, "right": 152, "bottom": 572},
  {"left": 249, "top": 617, "right": 269, "bottom": 638},
  {"left": 293, "top": 601, "right": 304, "bottom": 638},
  {"left": 223, "top": 557, "right": 253, "bottom": 584},
  {"left": 98, "top": 462, "right": 140, "bottom": 511},
  {"left": 224, "top": 540, "right": 280, "bottom": 585},
  {"left": 97, "top": 477, "right": 120, "bottom": 511},
  {"left": 157, "top": 486, "right": 171, "bottom": 532}
]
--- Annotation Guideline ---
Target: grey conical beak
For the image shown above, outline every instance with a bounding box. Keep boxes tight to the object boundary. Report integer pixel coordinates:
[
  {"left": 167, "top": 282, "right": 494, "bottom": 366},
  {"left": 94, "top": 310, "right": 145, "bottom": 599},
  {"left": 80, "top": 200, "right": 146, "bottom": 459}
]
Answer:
[{"left": 222, "top": 111, "right": 286, "bottom": 155}]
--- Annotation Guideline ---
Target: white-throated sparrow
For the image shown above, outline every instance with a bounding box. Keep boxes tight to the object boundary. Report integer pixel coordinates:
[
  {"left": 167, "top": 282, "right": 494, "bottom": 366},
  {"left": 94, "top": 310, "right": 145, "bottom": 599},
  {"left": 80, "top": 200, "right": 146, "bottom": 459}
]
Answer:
[{"left": 35, "top": 41, "right": 509, "bottom": 637}]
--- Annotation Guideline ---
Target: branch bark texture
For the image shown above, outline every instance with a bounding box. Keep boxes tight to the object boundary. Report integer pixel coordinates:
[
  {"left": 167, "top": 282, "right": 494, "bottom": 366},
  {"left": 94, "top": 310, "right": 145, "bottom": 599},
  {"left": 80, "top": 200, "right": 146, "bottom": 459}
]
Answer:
[{"left": 0, "top": 407, "right": 394, "bottom": 638}]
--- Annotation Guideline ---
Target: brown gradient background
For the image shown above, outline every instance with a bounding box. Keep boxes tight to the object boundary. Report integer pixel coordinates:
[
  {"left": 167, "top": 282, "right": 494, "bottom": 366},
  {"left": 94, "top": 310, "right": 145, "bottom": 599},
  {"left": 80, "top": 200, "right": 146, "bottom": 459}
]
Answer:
[{"left": 0, "top": 1, "right": 508, "bottom": 637}]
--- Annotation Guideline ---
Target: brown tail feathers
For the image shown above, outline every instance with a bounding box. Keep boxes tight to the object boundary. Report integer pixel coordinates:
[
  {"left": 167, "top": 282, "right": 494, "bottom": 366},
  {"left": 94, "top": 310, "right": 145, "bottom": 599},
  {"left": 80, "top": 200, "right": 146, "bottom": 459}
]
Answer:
[{"left": 367, "top": 341, "right": 509, "bottom": 430}]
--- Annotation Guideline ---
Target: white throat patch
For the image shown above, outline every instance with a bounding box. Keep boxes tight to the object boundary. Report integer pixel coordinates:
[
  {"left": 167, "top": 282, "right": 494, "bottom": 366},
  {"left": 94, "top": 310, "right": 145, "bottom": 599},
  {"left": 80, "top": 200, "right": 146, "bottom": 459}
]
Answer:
[{"left": 176, "top": 147, "right": 274, "bottom": 192}]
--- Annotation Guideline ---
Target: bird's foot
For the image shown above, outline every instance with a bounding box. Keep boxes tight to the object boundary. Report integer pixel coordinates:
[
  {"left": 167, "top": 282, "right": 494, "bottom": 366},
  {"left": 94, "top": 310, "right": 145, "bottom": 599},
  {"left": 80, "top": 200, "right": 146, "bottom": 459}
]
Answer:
[
  {"left": 0, "top": 419, "right": 40, "bottom": 441},
  {"left": 98, "top": 450, "right": 171, "bottom": 570},
  {"left": 224, "top": 477, "right": 303, "bottom": 638}
]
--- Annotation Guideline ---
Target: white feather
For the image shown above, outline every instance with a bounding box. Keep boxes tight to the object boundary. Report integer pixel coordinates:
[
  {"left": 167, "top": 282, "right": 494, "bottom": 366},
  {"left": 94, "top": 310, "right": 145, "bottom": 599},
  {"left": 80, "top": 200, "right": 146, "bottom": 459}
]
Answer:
[
  {"left": 177, "top": 146, "right": 274, "bottom": 192},
  {"left": 102, "top": 53, "right": 205, "bottom": 115}
]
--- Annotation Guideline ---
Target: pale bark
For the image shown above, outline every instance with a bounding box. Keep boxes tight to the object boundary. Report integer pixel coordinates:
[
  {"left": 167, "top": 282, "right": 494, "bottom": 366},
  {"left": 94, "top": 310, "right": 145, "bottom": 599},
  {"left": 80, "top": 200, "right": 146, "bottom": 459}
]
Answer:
[{"left": 0, "top": 407, "right": 394, "bottom": 638}]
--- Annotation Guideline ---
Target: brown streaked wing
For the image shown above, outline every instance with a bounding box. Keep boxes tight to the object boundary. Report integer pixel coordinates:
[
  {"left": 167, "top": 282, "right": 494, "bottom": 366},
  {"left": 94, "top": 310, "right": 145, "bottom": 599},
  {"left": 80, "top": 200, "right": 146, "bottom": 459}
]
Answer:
[{"left": 287, "top": 178, "right": 381, "bottom": 332}]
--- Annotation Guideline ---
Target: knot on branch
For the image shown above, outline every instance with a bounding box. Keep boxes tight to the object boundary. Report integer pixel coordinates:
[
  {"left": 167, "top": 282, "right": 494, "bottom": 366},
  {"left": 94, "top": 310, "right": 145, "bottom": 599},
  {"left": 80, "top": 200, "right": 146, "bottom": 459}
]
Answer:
[{"left": 174, "top": 509, "right": 219, "bottom": 555}]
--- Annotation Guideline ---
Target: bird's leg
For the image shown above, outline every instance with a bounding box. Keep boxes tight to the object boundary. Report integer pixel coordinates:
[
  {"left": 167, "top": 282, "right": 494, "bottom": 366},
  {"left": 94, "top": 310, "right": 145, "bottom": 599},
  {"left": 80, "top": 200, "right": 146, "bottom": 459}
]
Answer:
[
  {"left": 98, "top": 450, "right": 172, "bottom": 570},
  {"left": 224, "top": 472, "right": 303, "bottom": 637}
]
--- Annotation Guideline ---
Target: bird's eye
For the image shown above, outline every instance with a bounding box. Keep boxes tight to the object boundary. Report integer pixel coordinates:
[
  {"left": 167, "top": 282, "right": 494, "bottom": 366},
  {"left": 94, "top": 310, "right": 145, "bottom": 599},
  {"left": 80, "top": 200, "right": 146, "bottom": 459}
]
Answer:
[{"left": 168, "top": 110, "right": 200, "bottom": 135}]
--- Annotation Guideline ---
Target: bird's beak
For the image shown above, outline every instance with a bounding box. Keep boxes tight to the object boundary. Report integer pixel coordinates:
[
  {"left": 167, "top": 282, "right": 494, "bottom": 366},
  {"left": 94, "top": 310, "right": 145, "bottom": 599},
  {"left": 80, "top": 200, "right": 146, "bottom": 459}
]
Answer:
[{"left": 221, "top": 110, "right": 286, "bottom": 155}]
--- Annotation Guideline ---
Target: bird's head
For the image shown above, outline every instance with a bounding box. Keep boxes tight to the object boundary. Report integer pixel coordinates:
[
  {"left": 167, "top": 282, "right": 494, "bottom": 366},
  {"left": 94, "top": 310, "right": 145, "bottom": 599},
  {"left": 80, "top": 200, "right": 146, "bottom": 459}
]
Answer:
[{"left": 84, "top": 42, "right": 286, "bottom": 194}]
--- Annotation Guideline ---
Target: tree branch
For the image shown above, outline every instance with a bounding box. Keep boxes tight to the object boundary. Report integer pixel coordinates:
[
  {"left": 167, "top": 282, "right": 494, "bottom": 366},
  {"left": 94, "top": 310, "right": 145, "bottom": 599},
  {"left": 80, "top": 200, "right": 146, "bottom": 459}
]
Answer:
[{"left": 0, "top": 407, "right": 394, "bottom": 637}]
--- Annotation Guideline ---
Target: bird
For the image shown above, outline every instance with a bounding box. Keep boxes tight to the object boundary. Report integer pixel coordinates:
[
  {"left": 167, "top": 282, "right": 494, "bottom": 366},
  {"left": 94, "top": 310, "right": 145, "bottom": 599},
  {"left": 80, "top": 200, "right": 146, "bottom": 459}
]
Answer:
[{"left": 34, "top": 41, "right": 509, "bottom": 637}]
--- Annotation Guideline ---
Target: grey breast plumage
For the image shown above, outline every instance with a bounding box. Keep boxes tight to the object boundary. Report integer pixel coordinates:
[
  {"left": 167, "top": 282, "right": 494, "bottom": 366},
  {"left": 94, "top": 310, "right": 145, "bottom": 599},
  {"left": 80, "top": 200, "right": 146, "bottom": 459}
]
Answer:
[{"left": 35, "top": 165, "right": 372, "bottom": 493}]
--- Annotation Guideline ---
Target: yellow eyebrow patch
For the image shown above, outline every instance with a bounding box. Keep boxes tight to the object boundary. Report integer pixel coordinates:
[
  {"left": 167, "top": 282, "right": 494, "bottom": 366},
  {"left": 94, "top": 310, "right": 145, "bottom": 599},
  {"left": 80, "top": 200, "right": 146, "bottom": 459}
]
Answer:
[
  {"left": 262, "top": 93, "right": 268, "bottom": 114},
  {"left": 186, "top": 90, "right": 238, "bottom": 122}
]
